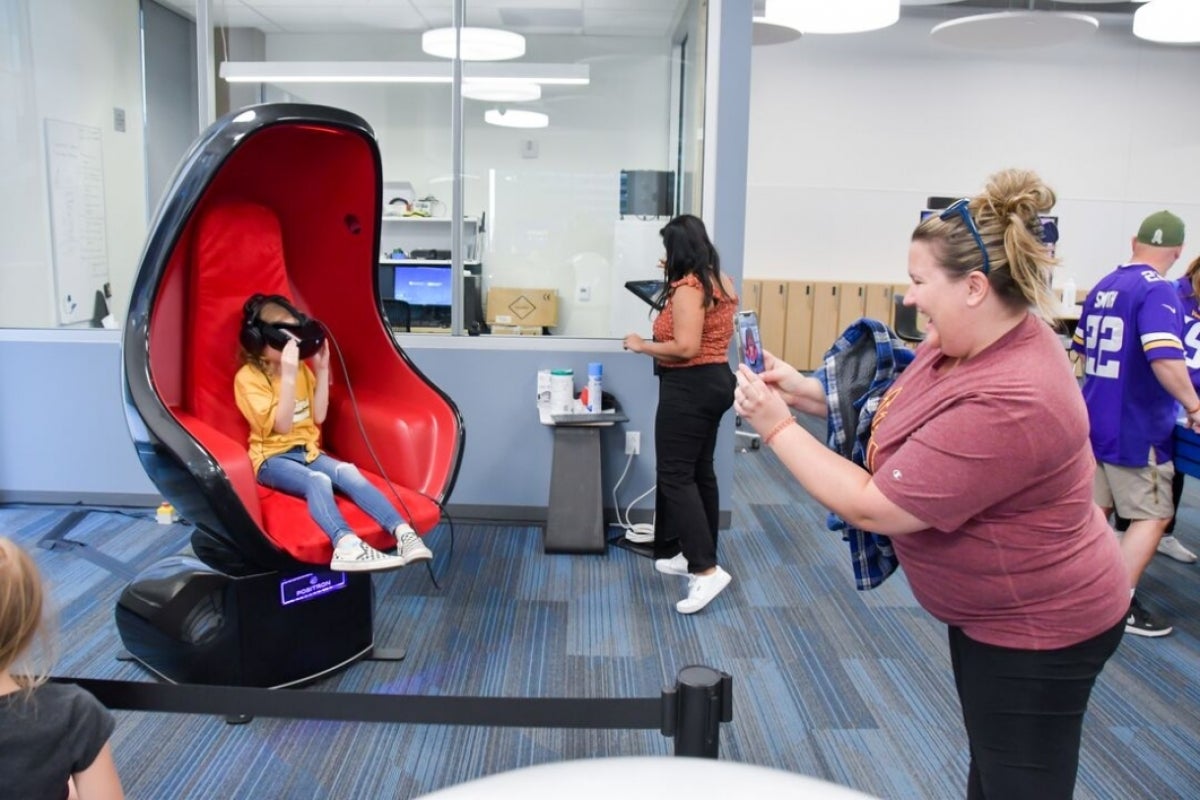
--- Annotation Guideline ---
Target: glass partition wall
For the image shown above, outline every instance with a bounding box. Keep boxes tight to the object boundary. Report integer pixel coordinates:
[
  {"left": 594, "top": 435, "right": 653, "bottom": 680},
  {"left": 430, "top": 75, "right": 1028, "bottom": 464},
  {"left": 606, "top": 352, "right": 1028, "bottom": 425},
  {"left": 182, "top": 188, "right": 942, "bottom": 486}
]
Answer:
[{"left": 1, "top": 0, "right": 705, "bottom": 336}]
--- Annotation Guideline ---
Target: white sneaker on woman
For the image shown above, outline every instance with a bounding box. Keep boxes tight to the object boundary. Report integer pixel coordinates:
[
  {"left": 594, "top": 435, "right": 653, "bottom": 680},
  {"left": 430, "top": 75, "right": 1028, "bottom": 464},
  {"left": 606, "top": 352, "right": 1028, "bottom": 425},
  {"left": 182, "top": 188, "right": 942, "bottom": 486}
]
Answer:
[
  {"left": 654, "top": 553, "right": 689, "bottom": 576},
  {"left": 676, "top": 567, "right": 732, "bottom": 614}
]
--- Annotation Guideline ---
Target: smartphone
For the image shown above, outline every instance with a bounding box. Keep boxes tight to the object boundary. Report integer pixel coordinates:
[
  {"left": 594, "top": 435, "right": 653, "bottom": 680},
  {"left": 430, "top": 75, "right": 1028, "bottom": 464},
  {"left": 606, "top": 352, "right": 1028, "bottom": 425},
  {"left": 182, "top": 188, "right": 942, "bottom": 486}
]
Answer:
[{"left": 736, "top": 310, "right": 765, "bottom": 374}]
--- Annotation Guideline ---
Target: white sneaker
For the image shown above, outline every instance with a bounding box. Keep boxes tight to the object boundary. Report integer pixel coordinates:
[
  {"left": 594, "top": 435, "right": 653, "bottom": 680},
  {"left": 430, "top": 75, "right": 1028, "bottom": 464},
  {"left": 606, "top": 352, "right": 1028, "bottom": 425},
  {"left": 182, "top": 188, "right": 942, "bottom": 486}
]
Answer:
[
  {"left": 654, "top": 553, "right": 689, "bottom": 577},
  {"left": 330, "top": 536, "right": 406, "bottom": 572},
  {"left": 1157, "top": 535, "right": 1198, "bottom": 564},
  {"left": 396, "top": 529, "right": 433, "bottom": 564},
  {"left": 675, "top": 567, "right": 732, "bottom": 615}
]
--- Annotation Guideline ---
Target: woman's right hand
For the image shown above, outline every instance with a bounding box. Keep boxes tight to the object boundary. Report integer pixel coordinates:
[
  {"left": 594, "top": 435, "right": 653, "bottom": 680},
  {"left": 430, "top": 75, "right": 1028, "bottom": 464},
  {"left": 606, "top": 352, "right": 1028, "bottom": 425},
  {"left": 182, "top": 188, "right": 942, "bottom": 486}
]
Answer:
[{"left": 759, "top": 349, "right": 826, "bottom": 416}]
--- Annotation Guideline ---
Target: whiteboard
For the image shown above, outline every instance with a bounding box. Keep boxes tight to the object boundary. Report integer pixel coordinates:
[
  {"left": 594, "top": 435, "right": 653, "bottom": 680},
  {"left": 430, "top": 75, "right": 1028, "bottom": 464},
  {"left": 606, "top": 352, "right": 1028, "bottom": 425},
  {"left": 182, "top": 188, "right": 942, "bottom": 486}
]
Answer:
[{"left": 44, "top": 119, "right": 110, "bottom": 325}]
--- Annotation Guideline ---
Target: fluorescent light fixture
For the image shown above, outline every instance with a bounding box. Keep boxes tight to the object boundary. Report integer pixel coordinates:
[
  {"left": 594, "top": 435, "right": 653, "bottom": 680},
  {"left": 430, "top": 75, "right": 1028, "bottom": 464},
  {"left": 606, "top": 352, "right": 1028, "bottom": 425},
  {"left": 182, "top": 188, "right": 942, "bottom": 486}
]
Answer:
[
  {"left": 422, "top": 27, "right": 525, "bottom": 61},
  {"left": 1134, "top": 0, "right": 1200, "bottom": 44},
  {"left": 766, "top": 0, "right": 899, "bottom": 34},
  {"left": 219, "top": 62, "right": 589, "bottom": 86},
  {"left": 462, "top": 81, "right": 542, "bottom": 102},
  {"left": 484, "top": 109, "right": 548, "bottom": 128}
]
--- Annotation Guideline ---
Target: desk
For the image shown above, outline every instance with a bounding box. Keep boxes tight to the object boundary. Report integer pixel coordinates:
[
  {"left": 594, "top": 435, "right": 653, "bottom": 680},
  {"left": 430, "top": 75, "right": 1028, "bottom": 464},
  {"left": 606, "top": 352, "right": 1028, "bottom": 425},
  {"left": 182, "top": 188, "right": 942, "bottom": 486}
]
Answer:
[{"left": 544, "top": 411, "right": 628, "bottom": 554}]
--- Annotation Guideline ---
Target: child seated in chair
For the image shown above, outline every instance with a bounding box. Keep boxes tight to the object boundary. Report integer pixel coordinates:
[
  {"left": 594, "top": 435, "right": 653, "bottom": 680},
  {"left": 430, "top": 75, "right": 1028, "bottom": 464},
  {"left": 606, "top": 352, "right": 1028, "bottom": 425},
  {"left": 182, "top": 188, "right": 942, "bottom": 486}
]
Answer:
[{"left": 234, "top": 294, "right": 433, "bottom": 572}]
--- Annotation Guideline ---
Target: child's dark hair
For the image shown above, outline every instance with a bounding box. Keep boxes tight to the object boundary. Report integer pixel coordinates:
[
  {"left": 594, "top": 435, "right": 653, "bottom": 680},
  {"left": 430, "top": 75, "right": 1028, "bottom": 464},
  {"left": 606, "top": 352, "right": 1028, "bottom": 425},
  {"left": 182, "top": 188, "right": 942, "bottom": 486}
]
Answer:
[
  {"left": 656, "top": 214, "right": 724, "bottom": 308},
  {"left": 0, "top": 537, "right": 52, "bottom": 690}
]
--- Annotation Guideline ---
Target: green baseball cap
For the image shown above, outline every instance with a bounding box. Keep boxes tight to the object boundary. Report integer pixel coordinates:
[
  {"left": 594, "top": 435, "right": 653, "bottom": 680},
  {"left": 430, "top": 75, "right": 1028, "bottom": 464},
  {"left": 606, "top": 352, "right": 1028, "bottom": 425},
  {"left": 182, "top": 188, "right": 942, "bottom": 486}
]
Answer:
[{"left": 1136, "top": 210, "right": 1185, "bottom": 247}]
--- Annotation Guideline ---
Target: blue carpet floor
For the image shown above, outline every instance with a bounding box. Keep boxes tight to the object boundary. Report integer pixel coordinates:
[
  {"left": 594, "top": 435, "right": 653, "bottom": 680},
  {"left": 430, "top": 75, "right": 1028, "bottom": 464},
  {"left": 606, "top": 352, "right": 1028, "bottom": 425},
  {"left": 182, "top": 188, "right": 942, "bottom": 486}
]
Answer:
[{"left": 2, "top": 428, "right": 1199, "bottom": 799}]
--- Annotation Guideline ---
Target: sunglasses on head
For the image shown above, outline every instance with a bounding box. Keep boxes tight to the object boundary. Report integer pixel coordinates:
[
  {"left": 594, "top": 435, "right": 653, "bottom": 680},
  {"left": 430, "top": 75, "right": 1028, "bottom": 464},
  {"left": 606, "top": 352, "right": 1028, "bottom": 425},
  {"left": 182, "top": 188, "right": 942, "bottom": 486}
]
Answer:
[{"left": 939, "top": 198, "right": 990, "bottom": 276}]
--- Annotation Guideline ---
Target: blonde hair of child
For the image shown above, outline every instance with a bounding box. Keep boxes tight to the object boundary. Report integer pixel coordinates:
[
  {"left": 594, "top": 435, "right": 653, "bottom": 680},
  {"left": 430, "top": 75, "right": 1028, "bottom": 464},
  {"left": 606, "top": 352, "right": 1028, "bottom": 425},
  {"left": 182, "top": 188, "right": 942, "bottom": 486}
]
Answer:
[{"left": 0, "top": 536, "right": 54, "bottom": 690}]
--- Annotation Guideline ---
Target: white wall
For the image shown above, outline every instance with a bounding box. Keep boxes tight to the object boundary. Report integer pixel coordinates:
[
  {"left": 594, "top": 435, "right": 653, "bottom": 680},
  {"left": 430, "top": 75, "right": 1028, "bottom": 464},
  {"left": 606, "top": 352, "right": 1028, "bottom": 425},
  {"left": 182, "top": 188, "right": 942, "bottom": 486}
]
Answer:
[
  {"left": 258, "top": 33, "right": 674, "bottom": 336},
  {"left": 0, "top": 0, "right": 147, "bottom": 328},
  {"left": 745, "top": 14, "right": 1200, "bottom": 291}
]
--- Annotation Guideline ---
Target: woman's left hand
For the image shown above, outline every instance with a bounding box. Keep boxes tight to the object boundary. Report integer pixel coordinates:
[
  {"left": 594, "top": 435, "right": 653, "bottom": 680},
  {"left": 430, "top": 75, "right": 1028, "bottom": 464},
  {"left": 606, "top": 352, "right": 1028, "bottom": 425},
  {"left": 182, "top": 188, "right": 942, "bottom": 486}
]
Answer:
[
  {"left": 735, "top": 363, "right": 794, "bottom": 437},
  {"left": 623, "top": 333, "right": 646, "bottom": 353}
]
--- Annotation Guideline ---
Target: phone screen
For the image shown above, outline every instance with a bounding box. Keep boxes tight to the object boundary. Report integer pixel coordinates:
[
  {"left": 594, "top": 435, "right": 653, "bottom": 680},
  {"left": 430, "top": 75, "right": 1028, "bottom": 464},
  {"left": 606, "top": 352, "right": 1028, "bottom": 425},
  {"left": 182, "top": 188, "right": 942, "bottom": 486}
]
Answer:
[{"left": 737, "top": 311, "right": 765, "bottom": 374}]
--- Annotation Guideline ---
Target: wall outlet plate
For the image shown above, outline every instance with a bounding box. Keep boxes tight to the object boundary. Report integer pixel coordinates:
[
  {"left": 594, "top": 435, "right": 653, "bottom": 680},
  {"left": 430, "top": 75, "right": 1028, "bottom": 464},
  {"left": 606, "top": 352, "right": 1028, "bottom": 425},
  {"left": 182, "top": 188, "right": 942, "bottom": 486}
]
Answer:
[{"left": 625, "top": 431, "right": 640, "bottom": 455}]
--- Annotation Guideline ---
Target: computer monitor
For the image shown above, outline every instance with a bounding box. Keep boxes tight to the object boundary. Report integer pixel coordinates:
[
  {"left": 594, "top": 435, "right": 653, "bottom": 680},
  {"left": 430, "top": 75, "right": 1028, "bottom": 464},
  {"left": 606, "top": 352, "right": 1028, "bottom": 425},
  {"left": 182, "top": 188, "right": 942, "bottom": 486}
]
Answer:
[{"left": 393, "top": 265, "right": 452, "bottom": 306}]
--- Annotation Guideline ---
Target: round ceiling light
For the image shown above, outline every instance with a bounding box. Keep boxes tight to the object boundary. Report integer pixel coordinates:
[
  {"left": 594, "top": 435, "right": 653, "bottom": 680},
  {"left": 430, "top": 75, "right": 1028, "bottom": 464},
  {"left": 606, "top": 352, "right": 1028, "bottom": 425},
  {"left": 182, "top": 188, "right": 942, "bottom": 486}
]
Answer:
[
  {"left": 462, "top": 81, "right": 542, "bottom": 102},
  {"left": 766, "top": 0, "right": 899, "bottom": 34},
  {"left": 485, "top": 109, "right": 549, "bottom": 129},
  {"left": 930, "top": 11, "right": 1099, "bottom": 49},
  {"left": 1133, "top": 0, "right": 1200, "bottom": 44},
  {"left": 752, "top": 18, "right": 803, "bottom": 46},
  {"left": 421, "top": 27, "right": 526, "bottom": 61}
]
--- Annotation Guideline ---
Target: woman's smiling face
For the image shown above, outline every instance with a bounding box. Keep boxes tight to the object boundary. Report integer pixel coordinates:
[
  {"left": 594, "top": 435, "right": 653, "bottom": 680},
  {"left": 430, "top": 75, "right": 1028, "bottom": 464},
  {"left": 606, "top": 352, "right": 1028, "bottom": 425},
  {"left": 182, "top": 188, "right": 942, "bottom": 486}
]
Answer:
[{"left": 905, "top": 239, "right": 973, "bottom": 356}]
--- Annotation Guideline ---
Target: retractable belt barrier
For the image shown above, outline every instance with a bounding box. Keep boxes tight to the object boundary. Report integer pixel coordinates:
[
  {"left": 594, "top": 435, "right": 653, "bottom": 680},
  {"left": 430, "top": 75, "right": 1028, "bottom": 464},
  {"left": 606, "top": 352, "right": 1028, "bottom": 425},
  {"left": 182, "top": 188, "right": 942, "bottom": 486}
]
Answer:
[{"left": 53, "top": 665, "right": 733, "bottom": 758}]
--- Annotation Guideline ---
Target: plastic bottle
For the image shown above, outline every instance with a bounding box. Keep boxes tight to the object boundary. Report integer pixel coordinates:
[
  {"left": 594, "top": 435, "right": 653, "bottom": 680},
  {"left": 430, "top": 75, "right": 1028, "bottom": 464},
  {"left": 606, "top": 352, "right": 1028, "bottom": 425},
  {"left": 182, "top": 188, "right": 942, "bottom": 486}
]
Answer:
[
  {"left": 550, "top": 369, "right": 574, "bottom": 414},
  {"left": 1060, "top": 278, "right": 1076, "bottom": 314},
  {"left": 585, "top": 362, "right": 603, "bottom": 413},
  {"left": 156, "top": 502, "right": 175, "bottom": 525}
]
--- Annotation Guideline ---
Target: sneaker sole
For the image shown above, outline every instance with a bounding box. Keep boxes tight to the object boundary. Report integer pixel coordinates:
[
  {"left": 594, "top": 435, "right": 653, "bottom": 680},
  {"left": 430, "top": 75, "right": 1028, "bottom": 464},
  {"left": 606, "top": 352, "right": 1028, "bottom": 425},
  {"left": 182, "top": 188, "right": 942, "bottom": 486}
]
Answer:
[
  {"left": 402, "top": 550, "right": 433, "bottom": 564},
  {"left": 1156, "top": 551, "right": 1198, "bottom": 564},
  {"left": 331, "top": 558, "right": 407, "bottom": 573},
  {"left": 655, "top": 561, "right": 689, "bottom": 577},
  {"left": 1124, "top": 623, "right": 1173, "bottom": 638}
]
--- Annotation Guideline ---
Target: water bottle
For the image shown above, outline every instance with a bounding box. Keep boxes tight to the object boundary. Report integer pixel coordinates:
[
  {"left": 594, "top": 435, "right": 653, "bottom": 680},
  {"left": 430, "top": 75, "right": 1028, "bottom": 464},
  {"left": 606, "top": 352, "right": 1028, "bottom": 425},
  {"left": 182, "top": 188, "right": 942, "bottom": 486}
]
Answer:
[{"left": 585, "top": 362, "right": 603, "bottom": 413}]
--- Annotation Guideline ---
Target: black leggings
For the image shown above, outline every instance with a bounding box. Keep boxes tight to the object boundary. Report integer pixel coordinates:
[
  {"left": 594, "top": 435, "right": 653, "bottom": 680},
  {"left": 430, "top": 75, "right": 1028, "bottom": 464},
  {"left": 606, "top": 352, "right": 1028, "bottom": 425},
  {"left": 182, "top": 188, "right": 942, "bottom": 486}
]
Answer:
[
  {"left": 948, "top": 621, "right": 1124, "bottom": 800},
  {"left": 653, "top": 364, "right": 735, "bottom": 570}
]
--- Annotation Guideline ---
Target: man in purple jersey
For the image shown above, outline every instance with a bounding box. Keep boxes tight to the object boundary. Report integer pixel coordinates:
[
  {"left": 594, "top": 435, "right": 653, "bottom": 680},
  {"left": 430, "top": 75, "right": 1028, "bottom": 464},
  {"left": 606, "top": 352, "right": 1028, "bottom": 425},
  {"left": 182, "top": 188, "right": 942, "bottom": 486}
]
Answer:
[{"left": 1073, "top": 210, "right": 1198, "bottom": 637}]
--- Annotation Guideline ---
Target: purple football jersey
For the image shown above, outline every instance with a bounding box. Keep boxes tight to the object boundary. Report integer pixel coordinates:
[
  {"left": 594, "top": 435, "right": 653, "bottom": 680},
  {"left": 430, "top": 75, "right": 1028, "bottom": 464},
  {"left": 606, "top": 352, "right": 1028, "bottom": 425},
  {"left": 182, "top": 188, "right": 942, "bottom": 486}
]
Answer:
[
  {"left": 1072, "top": 264, "right": 1184, "bottom": 466},
  {"left": 1175, "top": 275, "right": 1200, "bottom": 394}
]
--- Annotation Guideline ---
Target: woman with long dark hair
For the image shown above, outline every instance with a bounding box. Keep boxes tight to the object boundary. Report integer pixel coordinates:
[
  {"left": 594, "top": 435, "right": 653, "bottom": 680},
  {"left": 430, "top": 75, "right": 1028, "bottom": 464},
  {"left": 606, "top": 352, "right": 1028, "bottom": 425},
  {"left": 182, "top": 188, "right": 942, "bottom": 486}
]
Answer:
[{"left": 623, "top": 214, "right": 738, "bottom": 614}]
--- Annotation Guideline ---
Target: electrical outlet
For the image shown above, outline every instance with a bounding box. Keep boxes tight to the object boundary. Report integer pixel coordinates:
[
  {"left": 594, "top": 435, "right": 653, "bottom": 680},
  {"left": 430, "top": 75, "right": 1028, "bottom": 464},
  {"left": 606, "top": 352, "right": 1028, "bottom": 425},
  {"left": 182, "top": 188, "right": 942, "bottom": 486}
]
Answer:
[{"left": 625, "top": 431, "right": 641, "bottom": 455}]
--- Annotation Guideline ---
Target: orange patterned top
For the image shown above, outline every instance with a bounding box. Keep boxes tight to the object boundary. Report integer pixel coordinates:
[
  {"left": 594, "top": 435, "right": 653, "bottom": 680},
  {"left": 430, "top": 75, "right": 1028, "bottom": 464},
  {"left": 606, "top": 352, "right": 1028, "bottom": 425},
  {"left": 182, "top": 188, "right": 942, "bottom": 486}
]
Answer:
[{"left": 651, "top": 273, "right": 738, "bottom": 368}]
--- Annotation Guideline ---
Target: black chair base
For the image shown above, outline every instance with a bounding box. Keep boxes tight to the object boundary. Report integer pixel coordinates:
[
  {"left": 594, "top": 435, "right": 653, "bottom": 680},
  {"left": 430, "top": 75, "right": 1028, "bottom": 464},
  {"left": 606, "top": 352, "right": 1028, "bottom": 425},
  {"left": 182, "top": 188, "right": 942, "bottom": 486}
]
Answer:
[{"left": 115, "top": 556, "right": 375, "bottom": 688}]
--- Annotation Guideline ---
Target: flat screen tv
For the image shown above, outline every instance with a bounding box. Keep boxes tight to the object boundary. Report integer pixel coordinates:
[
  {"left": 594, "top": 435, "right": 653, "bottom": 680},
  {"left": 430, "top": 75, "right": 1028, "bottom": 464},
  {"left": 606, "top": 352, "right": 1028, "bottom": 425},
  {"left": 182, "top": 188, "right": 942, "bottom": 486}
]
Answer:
[{"left": 393, "top": 265, "right": 452, "bottom": 307}]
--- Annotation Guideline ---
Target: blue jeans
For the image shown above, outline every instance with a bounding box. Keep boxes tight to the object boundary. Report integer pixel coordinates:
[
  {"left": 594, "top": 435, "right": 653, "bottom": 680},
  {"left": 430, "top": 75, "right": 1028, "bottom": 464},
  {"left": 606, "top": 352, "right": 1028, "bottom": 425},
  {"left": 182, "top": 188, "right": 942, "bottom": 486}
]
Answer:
[{"left": 257, "top": 448, "right": 404, "bottom": 546}]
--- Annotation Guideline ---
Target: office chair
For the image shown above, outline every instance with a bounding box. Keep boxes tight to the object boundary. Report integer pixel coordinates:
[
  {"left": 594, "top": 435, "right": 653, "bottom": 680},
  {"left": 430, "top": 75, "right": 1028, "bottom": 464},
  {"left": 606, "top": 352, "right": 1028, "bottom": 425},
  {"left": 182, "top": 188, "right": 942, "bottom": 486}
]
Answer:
[
  {"left": 117, "top": 103, "right": 464, "bottom": 686},
  {"left": 892, "top": 293, "right": 926, "bottom": 343}
]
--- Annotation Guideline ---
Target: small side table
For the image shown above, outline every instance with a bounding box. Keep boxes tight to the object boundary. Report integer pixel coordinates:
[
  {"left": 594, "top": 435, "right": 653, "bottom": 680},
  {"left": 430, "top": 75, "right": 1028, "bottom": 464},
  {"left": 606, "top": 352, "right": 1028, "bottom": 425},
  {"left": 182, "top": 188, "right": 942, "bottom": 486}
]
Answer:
[{"left": 544, "top": 411, "right": 628, "bottom": 554}]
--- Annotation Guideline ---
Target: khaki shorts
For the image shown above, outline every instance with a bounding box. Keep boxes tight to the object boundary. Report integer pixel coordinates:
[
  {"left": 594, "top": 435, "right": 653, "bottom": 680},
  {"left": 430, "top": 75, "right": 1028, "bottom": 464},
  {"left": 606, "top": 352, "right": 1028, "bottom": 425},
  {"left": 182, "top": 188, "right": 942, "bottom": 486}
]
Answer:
[{"left": 1094, "top": 456, "right": 1175, "bottom": 521}]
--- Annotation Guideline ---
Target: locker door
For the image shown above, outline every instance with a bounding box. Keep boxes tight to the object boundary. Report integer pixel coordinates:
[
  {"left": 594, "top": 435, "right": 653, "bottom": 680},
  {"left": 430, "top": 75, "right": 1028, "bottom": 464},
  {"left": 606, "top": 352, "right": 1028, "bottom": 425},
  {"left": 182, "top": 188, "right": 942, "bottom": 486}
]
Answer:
[
  {"left": 837, "top": 283, "right": 866, "bottom": 330},
  {"left": 863, "top": 283, "right": 892, "bottom": 324},
  {"left": 782, "top": 281, "right": 814, "bottom": 370},
  {"left": 742, "top": 279, "right": 762, "bottom": 315},
  {"left": 808, "top": 282, "right": 841, "bottom": 369},
  {"left": 758, "top": 280, "right": 788, "bottom": 357}
]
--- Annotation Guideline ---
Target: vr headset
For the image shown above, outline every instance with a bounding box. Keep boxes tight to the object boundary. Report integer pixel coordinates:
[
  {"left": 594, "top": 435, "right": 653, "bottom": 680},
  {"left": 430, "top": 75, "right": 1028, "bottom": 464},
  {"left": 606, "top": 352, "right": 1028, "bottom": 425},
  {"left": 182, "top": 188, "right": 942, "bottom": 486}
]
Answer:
[{"left": 240, "top": 294, "right": 326, "bottom": 360}]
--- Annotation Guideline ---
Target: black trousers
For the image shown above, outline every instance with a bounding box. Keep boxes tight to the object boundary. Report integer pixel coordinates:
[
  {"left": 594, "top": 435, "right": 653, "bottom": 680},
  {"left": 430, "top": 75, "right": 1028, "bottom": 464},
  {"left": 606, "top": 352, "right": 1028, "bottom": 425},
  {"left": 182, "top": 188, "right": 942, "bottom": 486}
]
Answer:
[
  {"left": 948, "top": 621, "right": 1124, "bottom": 800},
  {"left": 653, "top": 364, "right": 735, "bottom": 571}
]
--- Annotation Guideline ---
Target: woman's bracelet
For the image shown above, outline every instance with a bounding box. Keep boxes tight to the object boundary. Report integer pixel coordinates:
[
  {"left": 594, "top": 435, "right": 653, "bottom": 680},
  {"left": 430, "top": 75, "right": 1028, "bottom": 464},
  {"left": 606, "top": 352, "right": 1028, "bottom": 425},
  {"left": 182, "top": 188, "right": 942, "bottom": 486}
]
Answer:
[{"left": 763, "top": 416, "right": 797, "bottom": 446}]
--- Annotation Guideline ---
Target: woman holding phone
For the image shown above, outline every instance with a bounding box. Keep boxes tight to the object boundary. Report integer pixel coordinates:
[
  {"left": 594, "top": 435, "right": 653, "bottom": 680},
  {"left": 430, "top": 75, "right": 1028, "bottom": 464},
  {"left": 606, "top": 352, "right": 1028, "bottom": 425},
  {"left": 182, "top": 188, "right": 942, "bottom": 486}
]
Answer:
[{"left": 622, "top": 214, "right": 738, "bottom": 615}]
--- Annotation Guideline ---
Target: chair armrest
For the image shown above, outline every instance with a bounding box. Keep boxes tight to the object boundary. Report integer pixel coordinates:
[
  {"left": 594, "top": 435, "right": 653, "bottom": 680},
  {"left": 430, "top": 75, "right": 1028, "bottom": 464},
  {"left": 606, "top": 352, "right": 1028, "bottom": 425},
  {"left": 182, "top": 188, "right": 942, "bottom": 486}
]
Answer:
[{"left": 170, "top": 409, "right": 263, "bottom": 524}]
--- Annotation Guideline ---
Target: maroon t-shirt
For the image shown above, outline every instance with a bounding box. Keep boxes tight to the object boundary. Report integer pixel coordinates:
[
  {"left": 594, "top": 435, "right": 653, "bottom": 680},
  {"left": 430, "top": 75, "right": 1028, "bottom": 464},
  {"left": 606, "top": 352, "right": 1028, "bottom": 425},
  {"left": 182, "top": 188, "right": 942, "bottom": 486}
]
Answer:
[{"left": 868, "top": 314, "right": 1127, "bottom": 649}]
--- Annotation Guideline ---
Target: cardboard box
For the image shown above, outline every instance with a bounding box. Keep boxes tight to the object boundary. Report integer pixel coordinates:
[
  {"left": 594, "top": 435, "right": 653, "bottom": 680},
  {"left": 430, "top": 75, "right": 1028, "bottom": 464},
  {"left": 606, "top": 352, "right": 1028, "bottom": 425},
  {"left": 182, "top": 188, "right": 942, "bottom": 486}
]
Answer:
[
  {"left": 487, "top": 288, "right": 558, "bottom": 327},
  {"left": 490, "top": 324, "right": 544, "bottom": 336}
]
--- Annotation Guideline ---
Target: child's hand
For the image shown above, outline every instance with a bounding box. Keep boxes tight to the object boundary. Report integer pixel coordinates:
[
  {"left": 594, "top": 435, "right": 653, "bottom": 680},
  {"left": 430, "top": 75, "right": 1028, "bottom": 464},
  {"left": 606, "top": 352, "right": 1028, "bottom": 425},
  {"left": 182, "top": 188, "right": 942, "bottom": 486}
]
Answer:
[
  {"left": 280, "top": 338, "right": 299, "bottom": 378},
  {"left": 311, "top": 341, "right": 330, "bottom": 372}
]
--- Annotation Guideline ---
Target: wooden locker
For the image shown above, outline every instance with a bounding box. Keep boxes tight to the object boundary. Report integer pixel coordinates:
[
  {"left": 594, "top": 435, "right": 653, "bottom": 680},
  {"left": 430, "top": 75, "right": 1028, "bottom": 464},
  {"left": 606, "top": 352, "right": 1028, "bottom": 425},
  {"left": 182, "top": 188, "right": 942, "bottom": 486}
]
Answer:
[
  {"left": 863, "top": 283, "right": 893, "bottom": 324},
  {"left": 758, "top": 280, "right": 788, "bottom": 358},
  {"left": 782, "top": 281, "right": 814, "bottom": 370},
  {"left": 741, "top": 279, "right": 762, "bottom": 315},
  {"left": 837, "top": 283, "right": 866, "bottom": 329},
  {"left": 808, "top": 282, "right": 841, "bottom": 370}
]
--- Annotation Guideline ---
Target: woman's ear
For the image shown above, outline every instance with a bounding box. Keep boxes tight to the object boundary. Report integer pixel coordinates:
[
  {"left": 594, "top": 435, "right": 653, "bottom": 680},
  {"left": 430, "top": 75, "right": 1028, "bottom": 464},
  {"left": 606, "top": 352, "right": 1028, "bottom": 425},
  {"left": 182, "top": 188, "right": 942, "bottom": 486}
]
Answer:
[{"left": 965, "top": 271, "right": 991, "bottom": 307}]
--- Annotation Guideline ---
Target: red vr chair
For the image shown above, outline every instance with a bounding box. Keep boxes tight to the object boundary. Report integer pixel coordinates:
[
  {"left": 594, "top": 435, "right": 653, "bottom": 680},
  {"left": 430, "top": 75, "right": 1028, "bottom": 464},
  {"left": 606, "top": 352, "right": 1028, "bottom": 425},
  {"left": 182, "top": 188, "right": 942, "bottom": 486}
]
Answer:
[{"left": 116, "top": 104, "right": 463, "bottom": 687}]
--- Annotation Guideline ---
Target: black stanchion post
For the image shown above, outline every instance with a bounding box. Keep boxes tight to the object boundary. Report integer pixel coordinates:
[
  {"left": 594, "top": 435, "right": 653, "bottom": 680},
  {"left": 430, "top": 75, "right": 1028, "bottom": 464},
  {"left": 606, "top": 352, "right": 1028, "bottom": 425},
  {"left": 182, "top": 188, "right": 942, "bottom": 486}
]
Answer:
[{"left": 664, "top": 665, "right": 732, "bottom": 759}]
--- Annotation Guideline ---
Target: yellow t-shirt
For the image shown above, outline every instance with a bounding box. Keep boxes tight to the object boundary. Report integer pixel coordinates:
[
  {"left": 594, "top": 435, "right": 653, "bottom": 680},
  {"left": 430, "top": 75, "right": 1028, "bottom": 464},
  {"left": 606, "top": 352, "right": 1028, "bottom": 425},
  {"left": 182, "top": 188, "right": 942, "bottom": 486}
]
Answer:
[{"left": 233, "top": 362, "right": 321, "bottom": 474}]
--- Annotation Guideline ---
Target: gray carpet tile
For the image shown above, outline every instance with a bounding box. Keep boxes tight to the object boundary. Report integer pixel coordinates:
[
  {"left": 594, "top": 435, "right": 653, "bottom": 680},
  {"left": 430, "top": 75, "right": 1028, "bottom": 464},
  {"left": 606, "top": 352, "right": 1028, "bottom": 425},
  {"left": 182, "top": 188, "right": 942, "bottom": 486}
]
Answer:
[{"left": 2, "top": 430, "right": 1199, "bottom": 799}]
